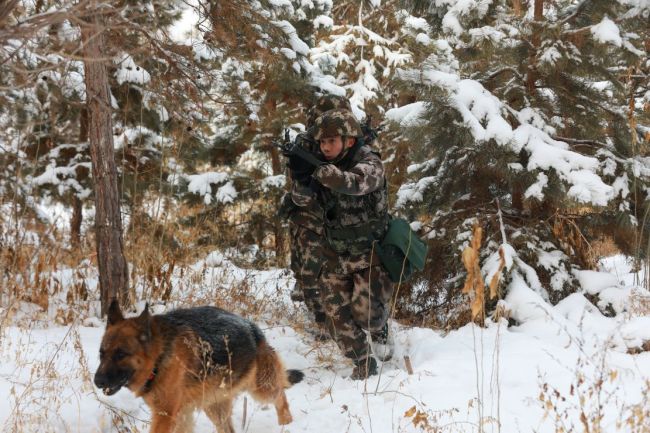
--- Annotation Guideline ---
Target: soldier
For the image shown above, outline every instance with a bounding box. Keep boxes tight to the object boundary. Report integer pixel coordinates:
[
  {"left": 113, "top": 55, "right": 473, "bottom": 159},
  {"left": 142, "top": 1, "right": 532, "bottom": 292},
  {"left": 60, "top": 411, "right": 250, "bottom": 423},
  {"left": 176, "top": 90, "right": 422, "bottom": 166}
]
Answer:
[
  {"left": 279, "top": 94, "right": 352, "bottom": 338},
  {"left": 291, "top": 108, "right": 394, "bottom": 379}
]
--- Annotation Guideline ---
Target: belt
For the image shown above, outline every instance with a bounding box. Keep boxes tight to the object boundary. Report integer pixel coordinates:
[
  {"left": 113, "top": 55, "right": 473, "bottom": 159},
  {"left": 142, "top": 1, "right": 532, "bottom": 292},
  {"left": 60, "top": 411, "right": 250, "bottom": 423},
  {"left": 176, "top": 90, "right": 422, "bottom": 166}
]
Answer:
[{"left": 325, "top": 215, "right": 388, "bottom": 241}]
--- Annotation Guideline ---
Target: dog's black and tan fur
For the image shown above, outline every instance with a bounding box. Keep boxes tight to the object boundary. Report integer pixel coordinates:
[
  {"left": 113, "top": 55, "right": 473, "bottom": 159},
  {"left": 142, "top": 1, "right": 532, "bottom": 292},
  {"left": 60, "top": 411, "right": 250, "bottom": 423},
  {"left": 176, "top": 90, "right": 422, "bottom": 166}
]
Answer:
[{"left": 94, "top": 301, "right": 303, "bottom": 433}]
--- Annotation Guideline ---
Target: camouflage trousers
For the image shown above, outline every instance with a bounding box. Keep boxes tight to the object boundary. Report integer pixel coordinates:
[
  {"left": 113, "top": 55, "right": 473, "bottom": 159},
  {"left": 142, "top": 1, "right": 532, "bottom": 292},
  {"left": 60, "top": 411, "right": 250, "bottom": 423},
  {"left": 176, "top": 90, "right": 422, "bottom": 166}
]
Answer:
[
  {"left": 290, "top": 224, "right": 329, "bottom": 325},
  {"left": 320, "top": 254, "right": 393, "bottom": 361}
]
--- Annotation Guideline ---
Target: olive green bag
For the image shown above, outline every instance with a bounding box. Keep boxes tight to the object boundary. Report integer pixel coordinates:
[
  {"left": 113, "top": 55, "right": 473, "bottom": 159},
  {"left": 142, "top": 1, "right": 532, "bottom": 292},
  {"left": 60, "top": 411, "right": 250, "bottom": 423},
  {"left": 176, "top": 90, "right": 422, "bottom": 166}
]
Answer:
[{"left": 376, "top": 217, "right": 428, "bottom": 283}]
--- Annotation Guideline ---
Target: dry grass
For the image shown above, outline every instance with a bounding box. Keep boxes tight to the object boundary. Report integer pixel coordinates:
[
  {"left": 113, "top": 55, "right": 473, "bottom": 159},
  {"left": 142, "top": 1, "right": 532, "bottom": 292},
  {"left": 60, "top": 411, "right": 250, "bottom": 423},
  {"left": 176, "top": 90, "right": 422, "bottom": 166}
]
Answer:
[
  {"left": 590, "top": 237, "right": 621, "bottom": 262},
  {"left": 628, "top": 289, "right": 650, "bottom": 317},
  {"left": 0, "top": 201, "right": 292, "bottom": 432},
  {"left": 538, "top": 333, "right": 650, "bottom": 433}
]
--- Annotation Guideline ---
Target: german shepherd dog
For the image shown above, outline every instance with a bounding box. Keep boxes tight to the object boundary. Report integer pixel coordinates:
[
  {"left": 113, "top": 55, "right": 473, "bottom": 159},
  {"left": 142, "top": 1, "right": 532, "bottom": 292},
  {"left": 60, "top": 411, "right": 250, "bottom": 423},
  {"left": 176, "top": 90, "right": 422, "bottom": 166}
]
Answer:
[{"left": 94, "top": 301, "right": 303, "bottom": 433}]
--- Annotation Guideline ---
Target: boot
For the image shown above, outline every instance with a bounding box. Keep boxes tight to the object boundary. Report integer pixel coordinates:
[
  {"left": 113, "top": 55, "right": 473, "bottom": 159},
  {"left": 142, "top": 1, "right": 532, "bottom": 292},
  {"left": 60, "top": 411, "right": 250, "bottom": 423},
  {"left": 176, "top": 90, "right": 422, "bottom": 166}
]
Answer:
[
  {"left": 370, "top": 322, "right": 394, "bottom": 362},
  {"left": 350, "top": 356, "right": 378, "bottom": 380}
]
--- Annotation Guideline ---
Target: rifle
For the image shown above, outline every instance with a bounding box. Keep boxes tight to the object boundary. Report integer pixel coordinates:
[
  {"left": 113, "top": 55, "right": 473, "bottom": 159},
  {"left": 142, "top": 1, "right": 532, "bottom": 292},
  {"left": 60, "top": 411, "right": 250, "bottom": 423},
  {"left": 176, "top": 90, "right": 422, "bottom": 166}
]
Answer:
[
  {"left": 274, "top": 129, "right": 325, "bottom": 167},
  {"left": 361, "top": 115, "right": 382, "bottom": 144},
  {"left": 275, "top": 115, "right": 382, "bottom": 166}
]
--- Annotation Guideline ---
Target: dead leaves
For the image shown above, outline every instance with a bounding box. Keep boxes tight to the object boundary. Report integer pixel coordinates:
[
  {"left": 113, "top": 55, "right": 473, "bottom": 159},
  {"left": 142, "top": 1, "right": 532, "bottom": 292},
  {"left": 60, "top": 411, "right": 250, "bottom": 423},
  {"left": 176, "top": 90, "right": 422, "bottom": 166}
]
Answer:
[
  {"left": 461, "top": 224, "right": 505, "bottom": 323},
  {"left": 462, "top": 224, "right": 485, "bottom": 321}
]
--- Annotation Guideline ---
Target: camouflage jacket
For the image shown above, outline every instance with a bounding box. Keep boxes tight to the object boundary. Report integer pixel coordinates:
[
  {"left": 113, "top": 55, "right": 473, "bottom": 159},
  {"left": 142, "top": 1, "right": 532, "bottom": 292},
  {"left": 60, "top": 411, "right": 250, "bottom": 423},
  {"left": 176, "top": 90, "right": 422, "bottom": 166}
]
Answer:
[{"left": 292, "top": 144, "right": 388, "bottom": 255}]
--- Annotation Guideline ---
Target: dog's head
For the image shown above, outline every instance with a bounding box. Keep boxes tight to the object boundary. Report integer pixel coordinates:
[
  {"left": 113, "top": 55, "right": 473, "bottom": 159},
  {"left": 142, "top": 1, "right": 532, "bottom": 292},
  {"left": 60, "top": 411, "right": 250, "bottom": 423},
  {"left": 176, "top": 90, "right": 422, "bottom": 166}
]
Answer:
[{"left": 94, "top": 300, "right": 152, "bottom": 396}]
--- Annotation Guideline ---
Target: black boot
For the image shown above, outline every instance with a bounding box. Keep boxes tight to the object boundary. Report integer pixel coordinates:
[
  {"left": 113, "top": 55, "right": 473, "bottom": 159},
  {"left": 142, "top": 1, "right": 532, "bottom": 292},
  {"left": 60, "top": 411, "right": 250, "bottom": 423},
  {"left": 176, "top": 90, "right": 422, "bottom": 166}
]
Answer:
[{"left": 350, "top": 356, "right": 378, "bottom": 380}]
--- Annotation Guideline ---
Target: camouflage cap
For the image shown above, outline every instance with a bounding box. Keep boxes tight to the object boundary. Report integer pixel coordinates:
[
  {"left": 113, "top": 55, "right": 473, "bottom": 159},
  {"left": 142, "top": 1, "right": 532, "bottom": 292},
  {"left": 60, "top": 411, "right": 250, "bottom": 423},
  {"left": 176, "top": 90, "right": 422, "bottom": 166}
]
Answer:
[
  {"left": 313, "top": 108, "right": 362, "bottom": 140},
  {"left": 307, "top": 94, "right": 352, "bottom": 128}
]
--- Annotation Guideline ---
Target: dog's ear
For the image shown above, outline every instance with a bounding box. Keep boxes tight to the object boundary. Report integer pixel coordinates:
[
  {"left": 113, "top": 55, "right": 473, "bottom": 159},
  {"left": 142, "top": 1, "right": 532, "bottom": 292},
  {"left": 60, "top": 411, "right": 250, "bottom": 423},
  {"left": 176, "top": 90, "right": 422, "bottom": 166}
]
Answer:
[
  {"left": 107, "top": 299, "right": 124, "bottom": 327},
  {"left": 137, "top": 303, "right": 152, "bottom": 344}
]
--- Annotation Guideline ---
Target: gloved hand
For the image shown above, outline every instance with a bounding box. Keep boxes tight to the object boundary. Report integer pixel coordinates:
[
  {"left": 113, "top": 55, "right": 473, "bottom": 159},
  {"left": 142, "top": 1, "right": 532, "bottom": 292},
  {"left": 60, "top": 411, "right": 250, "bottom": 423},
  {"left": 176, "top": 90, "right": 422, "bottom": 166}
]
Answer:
[
  {"left": 289, "top": 154, "right": 315, "bottom": 185},
  {"left": 288, "top": 154, "right": 314, "bottom": 173},
  {"left": 308, "top": 178, "right": 322, "bottom": 194}
]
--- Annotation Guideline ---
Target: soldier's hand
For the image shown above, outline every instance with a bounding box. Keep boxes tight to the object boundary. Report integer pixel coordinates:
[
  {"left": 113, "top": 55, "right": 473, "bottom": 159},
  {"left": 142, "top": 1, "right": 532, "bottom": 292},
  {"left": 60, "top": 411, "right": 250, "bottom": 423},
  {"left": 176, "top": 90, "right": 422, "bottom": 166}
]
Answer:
[
  {"left": 292, "top": 169, "right": 313, "bottom": 186},
  {"left": 288, "top": 154, "right": 315, "bottom": 185},
  {"left": 288, "top": 154, "right": 312, "bottom": 172}
]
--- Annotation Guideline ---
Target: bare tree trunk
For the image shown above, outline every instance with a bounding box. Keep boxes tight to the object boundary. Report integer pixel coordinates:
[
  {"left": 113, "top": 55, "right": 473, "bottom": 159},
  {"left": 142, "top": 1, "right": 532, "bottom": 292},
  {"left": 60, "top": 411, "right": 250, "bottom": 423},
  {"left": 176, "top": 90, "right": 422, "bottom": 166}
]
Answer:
[
  {"left": 71, "top": 108, "right": 89, "bottom": 248},
  {"left": 71, "top": 196, "right": 83, "bottom": 247},
  {"left": 271, "top": 140, "right": 286, "bottom": 261},
  {"left": 261, "top": 98, "right": 286, "bottom": 263},
  {"left": 526, "top": 0, "right": 544, "bottom": 95},
  {"left": 80, "top": 11, "right": 129, "bottom": 315}
]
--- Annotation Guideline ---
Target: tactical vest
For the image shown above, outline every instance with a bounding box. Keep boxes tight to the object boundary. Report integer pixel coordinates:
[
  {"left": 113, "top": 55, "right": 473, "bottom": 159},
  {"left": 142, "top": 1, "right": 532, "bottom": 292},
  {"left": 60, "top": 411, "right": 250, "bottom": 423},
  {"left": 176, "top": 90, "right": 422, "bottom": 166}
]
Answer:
[{"left": 319, "top": 145, "right": 388, "bottom": 255}]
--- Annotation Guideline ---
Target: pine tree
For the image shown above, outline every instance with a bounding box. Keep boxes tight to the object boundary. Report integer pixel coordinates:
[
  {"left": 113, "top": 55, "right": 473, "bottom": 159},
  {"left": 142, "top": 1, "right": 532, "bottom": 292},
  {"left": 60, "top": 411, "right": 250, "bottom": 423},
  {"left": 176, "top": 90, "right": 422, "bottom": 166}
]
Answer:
[
  {"left": 389, "top": 0, "right": 649, "bottom": 326},
  {"left": 174, "top": 0, "right": 341, "bottom": 264}
]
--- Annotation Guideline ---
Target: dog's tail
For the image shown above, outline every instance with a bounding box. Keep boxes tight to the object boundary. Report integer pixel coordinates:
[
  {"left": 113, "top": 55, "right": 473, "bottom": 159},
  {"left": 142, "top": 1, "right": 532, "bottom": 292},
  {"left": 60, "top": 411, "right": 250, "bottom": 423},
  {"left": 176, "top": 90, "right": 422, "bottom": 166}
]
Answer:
[{"left": 286, "top": 369, "right": 304, "bottom": 385}]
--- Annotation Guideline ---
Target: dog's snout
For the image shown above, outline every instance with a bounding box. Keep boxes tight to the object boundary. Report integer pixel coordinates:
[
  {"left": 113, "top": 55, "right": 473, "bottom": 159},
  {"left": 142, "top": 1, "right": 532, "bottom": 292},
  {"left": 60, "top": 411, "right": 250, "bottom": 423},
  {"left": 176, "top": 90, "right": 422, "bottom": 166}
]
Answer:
[{"left": 94, "top": 371, "right": 108, "bottom": 388}]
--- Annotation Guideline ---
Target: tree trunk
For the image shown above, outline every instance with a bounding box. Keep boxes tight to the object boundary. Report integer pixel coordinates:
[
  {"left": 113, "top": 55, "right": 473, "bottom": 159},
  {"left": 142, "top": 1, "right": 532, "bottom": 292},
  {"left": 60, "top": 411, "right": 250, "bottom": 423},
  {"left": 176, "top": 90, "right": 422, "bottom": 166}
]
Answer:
[
  {"left": 71, "top": 196, "right": 82, "bottom": 247},
  {"left": 526, "top": 0, "right": 544, "bottom": 95},
  {"left": 71, "top": 107, "right": 89, "bottom": 248},
  {"left": 80, "top": 11, "right": 129, "bottom": 315},
  {"left": 269, "top": 137, "right": 285, "bottom": 258},
  {"left": 263, "top": 98, "right": 286, "bottom": 263}
]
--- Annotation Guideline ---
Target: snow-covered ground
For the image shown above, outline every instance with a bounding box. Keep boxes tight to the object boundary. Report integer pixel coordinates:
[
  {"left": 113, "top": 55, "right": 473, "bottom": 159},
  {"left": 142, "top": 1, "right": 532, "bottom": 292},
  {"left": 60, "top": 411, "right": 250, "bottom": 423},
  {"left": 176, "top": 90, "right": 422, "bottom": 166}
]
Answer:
[{"left": 1, "top": 254, "right": 649, "bottom": 433}]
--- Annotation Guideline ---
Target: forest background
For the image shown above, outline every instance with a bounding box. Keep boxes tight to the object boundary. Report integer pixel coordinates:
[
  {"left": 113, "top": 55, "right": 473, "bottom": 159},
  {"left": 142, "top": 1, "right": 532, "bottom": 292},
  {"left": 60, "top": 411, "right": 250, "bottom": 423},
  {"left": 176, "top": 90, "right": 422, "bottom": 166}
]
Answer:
[
  {"left": 2, "top": 0, "right": 649, "bottom": 326},
  {"left": 1, "top": 1, "right": 650, "bottom": 432}
]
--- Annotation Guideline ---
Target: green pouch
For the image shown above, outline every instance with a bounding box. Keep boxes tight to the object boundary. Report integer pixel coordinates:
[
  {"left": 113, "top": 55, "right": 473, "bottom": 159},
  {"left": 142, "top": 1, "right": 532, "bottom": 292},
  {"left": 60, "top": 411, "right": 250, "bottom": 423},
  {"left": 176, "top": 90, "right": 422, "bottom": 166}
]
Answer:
[{"left": 376, "top": 217, "right": 428, "bottom": 283}]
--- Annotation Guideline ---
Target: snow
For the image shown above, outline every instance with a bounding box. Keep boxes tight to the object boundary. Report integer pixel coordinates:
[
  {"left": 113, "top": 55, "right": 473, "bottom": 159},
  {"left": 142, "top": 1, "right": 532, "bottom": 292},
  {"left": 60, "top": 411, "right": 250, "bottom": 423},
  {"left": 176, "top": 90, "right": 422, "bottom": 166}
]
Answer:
[
  {"left": 168, "top": 1, "right": 200, "bottom": 43},
  {"left": 261, "top": 174, "right": 286, "bottom": 192},
  {"left": 393, "top": 67, "right": 616, "bottom": 208},
  {"left": 115, "top": 54, "right": 151, "bottom": 85},
  {"left": 591, "top": 16, "right": 623, "bottom": 47},
  {"left": 61, "top": 70, "right": 86, "bottom": 101},
  {"left": 574, "top": 270, "right": 620, "bottom": 296},
  {"left": 524, "top": 172, "right": 548, "bottom": 201},
  {"left": 385, "top": 102, "right": 427, "bottom": 127},
  {"left": 273, "top": 20, "right": 310, "bottom": 56},
  {"left": 415, "top": 33, "right": 431, "bottom": 45},
  {"left": 2, "top": 1, "right": 650, "bottom": 431},
  {"left": 2, "top": 247, "right": 648, "bottom": 433},
  {"left": 612, "top": 173, "right": 630, "bottom": 199},
  {"left": 539, "top": 46, "right": 562, "bottom": 65},
  {"left": 216, "top": 181, "right": 238, "bottom": 204},
  {"left": 404, "top": 16, "right": 431, "bottom": 33},
  {"left": 186, "top": 171, "right": 230, "bottom": 205},
  {"left": 619, "top": 0, "right": 650, "bottom": 18},
  {"left": 313, "top": 15, "right": 333, "bottom": 28},
  {"left": 566, "top": 169, "right": 614, "bottom": 206}
]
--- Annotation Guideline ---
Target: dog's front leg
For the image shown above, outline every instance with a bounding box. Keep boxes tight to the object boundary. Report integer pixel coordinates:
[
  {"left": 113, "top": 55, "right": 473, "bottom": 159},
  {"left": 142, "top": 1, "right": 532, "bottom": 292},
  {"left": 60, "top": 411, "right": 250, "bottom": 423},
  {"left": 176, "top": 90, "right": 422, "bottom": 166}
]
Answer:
[{"left": 149, "top": 406, "right": 182, "bottom": 433}]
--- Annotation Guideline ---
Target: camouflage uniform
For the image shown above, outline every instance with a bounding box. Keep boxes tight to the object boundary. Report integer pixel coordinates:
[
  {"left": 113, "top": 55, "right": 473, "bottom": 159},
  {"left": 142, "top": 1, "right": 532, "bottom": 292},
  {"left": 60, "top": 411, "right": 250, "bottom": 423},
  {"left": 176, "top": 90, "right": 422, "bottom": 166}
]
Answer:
[
  {"left": 292, "top": 108, "right": 393, "bottom": 364},
  {"left": 281, "top": 95, "right": 352, "bottom": 327}
]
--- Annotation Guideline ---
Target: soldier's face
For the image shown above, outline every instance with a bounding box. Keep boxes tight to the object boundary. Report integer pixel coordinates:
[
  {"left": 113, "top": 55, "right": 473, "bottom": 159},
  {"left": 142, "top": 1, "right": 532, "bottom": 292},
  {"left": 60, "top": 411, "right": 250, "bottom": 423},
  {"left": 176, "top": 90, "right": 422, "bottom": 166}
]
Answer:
[{"left": 320, "top": 136, "right": 354, "bottom": 160}]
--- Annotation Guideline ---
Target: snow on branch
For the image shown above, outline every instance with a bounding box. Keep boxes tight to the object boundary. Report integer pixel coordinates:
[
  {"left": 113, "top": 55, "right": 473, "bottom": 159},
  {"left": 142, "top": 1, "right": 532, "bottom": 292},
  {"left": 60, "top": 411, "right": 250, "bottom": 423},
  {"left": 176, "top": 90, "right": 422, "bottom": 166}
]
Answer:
[
  {"left": 115, "top": 53, "right": 151, "bottom": 85},
  {"left": 185, "top": 171, "right": 237, "bottom": 205},
  {"left": 390, "top": 65, "right": 616, "bottom": 207}
]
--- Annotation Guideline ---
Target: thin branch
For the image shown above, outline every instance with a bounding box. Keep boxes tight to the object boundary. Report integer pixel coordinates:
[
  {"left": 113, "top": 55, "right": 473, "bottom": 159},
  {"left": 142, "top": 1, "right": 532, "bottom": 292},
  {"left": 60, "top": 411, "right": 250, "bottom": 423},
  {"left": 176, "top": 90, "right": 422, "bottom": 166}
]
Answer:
[
  {"left": 481, "top": 67, "right": 524, "bottom": 84},
  {"left": 0, "top": 0, "right": 18, "bottom": 24},
  {"left": 558, "top": 0, "right": 593, "bottom": 25},
  {"left": 0, "top": 0, "right": 98, "bottom": 46},
  {"left": 551, "top": 136, "right": 610, "bottom": 149}
]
